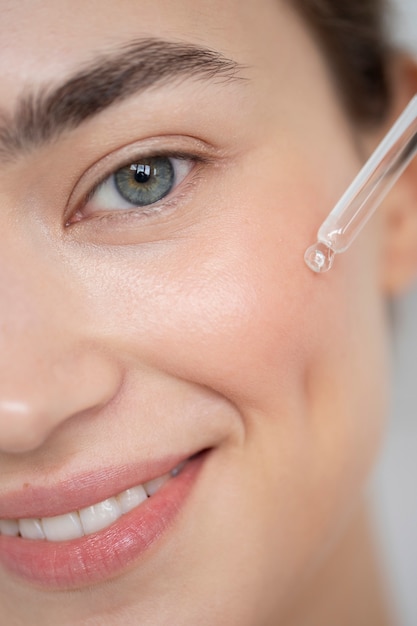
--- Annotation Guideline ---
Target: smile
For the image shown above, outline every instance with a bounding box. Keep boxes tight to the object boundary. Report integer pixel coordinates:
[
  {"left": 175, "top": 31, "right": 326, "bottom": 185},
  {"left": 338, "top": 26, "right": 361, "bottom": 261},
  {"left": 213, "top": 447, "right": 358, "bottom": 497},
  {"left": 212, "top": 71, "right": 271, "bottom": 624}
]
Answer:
[
  {"left": 0, "top": 451, "right": 208, "bottom": 589},
  {"left": 0, "top": 460, "right": 187, "bottom": 542}
]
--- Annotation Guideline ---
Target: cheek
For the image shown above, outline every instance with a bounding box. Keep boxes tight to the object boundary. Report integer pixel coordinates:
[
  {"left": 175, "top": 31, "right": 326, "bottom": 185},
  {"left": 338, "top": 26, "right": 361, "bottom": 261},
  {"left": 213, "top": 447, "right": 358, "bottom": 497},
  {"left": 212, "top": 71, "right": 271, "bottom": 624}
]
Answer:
[
  {"left": 64, "top": 169, "right": 390, "bottom": 613},
  {"left": 70, "top": 171, "right": 388, "bottom": 443},
  {"left": 70, "top": 191, "right": 317, "bottom": 410}
]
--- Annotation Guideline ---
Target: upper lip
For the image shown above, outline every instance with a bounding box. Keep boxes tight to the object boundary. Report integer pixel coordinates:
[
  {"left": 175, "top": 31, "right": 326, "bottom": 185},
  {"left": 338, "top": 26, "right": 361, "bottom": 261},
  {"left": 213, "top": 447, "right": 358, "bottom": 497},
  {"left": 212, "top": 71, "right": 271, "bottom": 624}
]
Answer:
[{"left": 0, "top": 452, "right": 195, "bottom": 520}]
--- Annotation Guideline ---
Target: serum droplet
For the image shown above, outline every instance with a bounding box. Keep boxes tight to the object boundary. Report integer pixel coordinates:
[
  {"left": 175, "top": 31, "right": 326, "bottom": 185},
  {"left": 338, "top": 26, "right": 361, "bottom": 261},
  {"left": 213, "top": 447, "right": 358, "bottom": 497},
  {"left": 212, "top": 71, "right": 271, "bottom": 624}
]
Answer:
[{"left": 304, "top": 242, "right": 335, "bottom": 273}]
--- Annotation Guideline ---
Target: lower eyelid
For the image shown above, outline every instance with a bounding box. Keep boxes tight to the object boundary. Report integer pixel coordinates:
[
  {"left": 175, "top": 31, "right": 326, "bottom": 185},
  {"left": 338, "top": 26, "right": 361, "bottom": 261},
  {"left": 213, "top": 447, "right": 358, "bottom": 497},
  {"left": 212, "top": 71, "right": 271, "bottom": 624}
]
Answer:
[{"left": 74, "top": 177, "right": 201, "bottom": 230}]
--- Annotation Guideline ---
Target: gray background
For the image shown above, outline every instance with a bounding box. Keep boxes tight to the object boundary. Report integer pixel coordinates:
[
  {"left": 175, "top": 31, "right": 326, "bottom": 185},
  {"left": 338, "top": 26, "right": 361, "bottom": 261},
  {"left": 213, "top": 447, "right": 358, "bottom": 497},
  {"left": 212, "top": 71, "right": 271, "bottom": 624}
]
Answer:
[
  {"left": 391, "top": 0, "right": 417, "bottom": 52},
  {"left": 372, "top": 290, "right": 417, "bottom": 626},
  {"left": 372, "top": 3, "right": 417, "bottom": 624}
]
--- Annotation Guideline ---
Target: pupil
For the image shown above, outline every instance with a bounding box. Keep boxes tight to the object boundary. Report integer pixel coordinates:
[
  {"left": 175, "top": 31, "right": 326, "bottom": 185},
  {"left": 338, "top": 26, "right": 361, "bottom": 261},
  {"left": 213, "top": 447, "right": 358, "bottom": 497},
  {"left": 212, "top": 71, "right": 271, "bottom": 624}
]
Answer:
[{"left": 134, "top": 164, "right": 152, "bottom": 184}]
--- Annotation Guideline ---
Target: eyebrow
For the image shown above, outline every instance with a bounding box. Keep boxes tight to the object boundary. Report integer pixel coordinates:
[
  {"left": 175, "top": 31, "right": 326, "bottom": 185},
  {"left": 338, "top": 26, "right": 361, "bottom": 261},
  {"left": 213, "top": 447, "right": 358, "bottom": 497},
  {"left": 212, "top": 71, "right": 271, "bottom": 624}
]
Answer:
[{"left": 0, "top": 38, "right": 244, "bottom": 160}]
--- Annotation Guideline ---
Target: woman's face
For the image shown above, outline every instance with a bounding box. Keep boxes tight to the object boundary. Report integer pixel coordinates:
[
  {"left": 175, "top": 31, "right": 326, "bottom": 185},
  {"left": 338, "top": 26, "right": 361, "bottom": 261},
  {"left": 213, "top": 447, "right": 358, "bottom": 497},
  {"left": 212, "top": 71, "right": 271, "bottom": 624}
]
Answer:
[{"left": 0, "top": 0, "right": 391, "bottom": 624}]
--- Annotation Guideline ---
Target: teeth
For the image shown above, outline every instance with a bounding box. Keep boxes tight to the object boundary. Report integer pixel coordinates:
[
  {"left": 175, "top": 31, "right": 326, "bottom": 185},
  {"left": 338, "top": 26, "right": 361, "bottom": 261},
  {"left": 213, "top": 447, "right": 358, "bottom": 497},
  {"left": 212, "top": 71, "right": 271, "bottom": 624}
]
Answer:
[
  {"left": 117, "top": 486, "right": 147, "bottom": 514},
  {"left": 79, "top": 497, "right": 122, "bottom": 535},
  {"left": 0, "top": 519, "right": 19, "bottom": 537},
  {"left": 18, "top": 518, "right": 45, "bottom": 540},
  {"left": 143, "top": 473, "right": 170, "bottom": 497},
  {"left": 0, "top": 459, "right": 188, "bottom": 542},
  {"left": 42, "top": 512, "right": 84, "bottom": 542}
]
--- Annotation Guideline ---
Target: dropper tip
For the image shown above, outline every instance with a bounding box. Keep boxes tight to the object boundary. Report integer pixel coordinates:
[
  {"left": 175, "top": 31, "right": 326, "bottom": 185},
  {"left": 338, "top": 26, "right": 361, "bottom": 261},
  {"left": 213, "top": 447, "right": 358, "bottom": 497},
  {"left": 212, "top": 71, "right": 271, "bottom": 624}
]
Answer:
[{"left": 304, "top": 242, "right": 335, "bottom": 273}]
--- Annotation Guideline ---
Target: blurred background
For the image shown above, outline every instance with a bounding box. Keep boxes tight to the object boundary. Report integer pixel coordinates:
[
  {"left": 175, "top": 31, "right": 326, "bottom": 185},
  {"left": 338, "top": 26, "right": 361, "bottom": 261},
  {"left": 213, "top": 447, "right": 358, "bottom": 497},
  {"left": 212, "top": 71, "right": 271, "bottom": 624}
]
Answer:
[
  {"left": 372, "top": 290, "right": 417, "bottom": 626},
  {"left": 372, "top": 3, "right": 417, "bottom": 624}
]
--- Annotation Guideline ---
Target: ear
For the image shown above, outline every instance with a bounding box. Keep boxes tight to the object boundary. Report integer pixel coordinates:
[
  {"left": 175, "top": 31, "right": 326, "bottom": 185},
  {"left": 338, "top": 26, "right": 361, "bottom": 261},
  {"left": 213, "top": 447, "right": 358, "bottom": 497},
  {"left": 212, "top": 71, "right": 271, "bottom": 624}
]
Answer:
[{"left": 374, "top": 54, "right": 417, "bottom": 295}]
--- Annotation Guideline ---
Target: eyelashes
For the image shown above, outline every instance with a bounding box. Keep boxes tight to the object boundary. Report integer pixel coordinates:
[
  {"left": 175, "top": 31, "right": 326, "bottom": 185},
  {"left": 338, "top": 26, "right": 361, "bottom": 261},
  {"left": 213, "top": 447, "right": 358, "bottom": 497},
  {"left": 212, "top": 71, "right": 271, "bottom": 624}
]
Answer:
[{"left": 67, "top": 150, "right": 204, "bottom": 226}]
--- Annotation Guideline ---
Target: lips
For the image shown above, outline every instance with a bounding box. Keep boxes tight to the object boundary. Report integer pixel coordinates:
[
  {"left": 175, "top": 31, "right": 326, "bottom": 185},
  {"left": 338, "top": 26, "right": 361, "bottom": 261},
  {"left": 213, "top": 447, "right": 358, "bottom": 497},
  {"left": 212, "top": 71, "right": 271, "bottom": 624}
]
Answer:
[
  {"left": 0, "top": 450, "right": 208, "bottom": 589},
  {"left": 0, "top": 459, "right": 187, "bottom": 542}
]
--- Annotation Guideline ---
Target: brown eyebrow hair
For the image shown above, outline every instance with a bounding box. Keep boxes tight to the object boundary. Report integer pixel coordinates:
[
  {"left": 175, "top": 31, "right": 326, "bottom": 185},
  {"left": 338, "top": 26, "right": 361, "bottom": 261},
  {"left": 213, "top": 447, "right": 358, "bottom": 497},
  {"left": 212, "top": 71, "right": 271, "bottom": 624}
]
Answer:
[{"left": 0, "top": 38, "right": 243, "bottom": 160}]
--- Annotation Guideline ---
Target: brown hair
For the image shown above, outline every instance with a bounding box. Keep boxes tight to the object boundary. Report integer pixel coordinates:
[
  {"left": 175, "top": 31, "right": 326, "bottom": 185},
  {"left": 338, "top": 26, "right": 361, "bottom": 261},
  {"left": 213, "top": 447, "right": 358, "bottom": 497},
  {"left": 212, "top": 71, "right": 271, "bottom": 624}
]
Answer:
[{"left": 292, "top": 0, "right": 392, "bottom": 125}]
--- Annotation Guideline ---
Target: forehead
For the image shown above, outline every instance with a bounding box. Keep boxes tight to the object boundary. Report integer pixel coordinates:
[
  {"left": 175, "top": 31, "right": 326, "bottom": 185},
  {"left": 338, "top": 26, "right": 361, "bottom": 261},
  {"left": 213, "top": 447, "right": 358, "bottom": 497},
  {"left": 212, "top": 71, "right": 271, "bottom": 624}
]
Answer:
[
  {"left": 0, "top": 0, "right": 258, "bottom": 66},
  {"left": 0, "top": 0, "right": 307, "bottom": 102}
]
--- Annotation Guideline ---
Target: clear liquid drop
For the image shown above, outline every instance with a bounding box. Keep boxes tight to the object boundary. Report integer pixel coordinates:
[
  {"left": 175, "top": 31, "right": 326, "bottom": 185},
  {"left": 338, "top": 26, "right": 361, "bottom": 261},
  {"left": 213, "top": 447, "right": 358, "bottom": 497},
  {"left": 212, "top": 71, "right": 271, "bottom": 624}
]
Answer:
[{"left": 304, "top": 242, "right": 335, "bottom": 273}]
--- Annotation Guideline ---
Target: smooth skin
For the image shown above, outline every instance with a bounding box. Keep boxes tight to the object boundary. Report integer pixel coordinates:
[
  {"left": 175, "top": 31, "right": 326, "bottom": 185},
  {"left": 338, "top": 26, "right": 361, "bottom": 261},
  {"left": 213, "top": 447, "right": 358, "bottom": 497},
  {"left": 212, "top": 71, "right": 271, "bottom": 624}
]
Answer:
[{"left": 1, "top": 1, "right": 417, "bottom": 624}]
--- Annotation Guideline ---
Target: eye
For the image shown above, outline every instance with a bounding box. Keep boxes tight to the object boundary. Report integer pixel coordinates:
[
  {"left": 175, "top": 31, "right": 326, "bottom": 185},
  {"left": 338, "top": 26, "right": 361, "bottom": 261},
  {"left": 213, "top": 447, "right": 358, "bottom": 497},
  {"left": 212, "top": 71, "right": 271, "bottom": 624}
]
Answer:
[{"left": 72, "top": 154, "right": 194, "bottom": 221}]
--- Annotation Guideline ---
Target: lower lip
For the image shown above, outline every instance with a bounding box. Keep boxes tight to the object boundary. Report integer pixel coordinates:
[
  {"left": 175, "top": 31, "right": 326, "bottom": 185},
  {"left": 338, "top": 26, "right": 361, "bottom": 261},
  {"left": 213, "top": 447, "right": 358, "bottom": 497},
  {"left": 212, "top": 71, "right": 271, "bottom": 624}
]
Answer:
[{"left": 0, "top": 452, "right": 207, "bottom": 590}]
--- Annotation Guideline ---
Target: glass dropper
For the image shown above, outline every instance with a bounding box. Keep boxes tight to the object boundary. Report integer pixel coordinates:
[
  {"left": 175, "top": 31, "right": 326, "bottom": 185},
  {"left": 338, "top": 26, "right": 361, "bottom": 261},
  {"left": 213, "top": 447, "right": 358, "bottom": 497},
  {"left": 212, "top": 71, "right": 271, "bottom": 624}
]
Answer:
[{"left": 305, "top": 95, "right": 417, "bottom": 273}]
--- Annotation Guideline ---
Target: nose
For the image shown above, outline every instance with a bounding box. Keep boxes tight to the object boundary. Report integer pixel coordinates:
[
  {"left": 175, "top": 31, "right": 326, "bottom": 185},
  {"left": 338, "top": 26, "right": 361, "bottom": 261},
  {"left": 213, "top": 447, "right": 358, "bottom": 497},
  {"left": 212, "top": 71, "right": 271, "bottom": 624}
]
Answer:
[
  {"left": 0, "top": 239, "right": 120, "bottom": 454},
  {"left": 0, "top": 351, "right": 120, "bottom": 454}
]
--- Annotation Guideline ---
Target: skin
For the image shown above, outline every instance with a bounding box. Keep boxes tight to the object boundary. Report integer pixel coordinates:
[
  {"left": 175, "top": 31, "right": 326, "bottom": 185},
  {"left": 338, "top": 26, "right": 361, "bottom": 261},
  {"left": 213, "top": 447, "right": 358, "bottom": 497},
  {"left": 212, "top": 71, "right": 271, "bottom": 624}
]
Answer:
[{"left": 0, "top": 0, "right": 416, "bottom": 624}]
